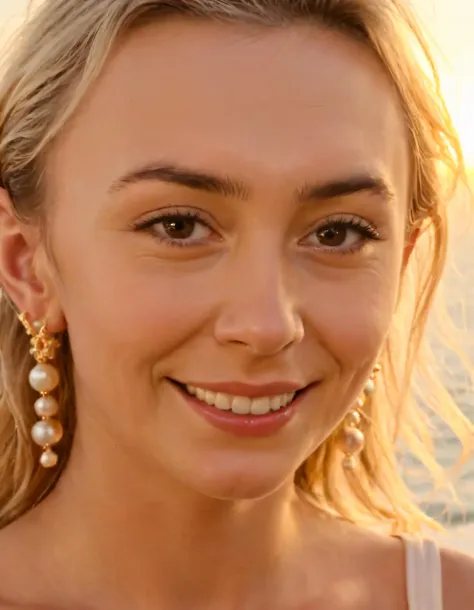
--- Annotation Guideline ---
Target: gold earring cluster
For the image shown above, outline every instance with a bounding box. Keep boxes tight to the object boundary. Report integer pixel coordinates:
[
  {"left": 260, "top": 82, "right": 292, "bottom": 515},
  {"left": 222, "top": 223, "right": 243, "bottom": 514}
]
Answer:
[
  {"left": 338, "top": 364, "right": 381, "bottom": 471},
  {"left": 19, "top": 313, "right": 63, "bottom": 468}
]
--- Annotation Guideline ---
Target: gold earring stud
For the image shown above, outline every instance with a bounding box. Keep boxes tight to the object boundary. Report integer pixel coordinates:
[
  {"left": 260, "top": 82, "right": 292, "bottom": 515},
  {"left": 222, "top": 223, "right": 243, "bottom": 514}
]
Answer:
[
  {"left": 18, "top": 313, "right": 63, "bottom": 468},
  {"left": 338, "top": 364, "right": 381, "bottom": 471}
]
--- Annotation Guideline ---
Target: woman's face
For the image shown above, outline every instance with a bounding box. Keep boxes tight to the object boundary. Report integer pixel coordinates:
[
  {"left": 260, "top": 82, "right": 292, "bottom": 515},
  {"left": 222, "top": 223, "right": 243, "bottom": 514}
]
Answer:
[{"left": 44, "top": 19, "right": 409, "bottom": 499}]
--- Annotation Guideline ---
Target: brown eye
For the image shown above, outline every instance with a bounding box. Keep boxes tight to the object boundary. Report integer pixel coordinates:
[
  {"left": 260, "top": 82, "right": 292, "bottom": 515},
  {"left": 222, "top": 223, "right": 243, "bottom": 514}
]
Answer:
[
  {"left": 162, "top": 217, "right": 196, "bottom": 240},
  {"left": 302, "top": 216, "right": 381, "bottom": 253},
  {"left": 137, "top": 212, "right": 215, "bottom": 247},
  {"left": 316, "top": 226, "right": 347, "bottom": 248}
]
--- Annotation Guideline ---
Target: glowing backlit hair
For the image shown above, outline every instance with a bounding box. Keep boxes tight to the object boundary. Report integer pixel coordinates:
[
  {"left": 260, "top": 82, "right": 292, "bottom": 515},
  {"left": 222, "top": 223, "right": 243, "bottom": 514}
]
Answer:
[{"left": 0, "top": 0, "right": 471, "bottom": 531}]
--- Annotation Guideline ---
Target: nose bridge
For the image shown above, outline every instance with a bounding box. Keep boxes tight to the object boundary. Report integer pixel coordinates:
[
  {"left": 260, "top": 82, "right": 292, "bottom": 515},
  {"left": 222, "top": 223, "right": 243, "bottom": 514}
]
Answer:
[{"left": 214, "top": 246, "right": 304, "bottom": 354}]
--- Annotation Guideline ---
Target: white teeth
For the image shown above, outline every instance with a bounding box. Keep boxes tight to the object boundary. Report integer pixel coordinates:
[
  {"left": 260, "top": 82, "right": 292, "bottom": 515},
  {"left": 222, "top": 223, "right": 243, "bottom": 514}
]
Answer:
[
  {"left": 250, "top": 397, "right": 271, "bottom": 415},
  {"left": 215, "top": 393, "right": 231, "bottom": 411},
  {"left": 231, "top": 397, "right": 251, "bottom": 415},
  {"left": 184, "top": 385, "right": 296, "bottom": 416},
  {"left": 270, "top": 395, "right": 282, "bottom": 411}
]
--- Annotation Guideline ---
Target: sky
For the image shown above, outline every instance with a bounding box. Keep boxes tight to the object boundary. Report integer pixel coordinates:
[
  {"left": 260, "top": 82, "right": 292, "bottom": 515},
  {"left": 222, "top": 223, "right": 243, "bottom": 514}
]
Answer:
[
  {"left": 0, "top": 0, "right": 474, "bottom": 163},
  {"left": 414, "top": 0, "right": 474, "bottom": 165}
]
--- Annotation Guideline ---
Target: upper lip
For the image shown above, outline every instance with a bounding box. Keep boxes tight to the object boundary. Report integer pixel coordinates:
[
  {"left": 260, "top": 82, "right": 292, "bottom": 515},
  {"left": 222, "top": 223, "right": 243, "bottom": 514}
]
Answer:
[{"left": 171, "top": 380, "right": 308, "bottom": 398}]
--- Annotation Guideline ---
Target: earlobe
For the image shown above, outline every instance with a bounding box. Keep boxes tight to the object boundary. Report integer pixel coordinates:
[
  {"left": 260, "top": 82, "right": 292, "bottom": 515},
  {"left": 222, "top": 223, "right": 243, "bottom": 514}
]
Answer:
[{"left": 0, "top": 188, "right": 62, "bottom": 327}]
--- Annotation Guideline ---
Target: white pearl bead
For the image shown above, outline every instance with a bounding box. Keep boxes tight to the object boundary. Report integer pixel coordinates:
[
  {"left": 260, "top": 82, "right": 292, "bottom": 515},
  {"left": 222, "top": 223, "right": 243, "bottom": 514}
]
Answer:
[
  {"left": 338, "top": 427, "right": 365, "bottom": 455},
  {"left": 364, "top": 378, "right": 375, "bottom": 397},
  {"left": 28, "top": 363, "right": 60, "bottom": 393},
  {"left": 31, "top": 419, "right": 63, "bottom": 447},
  {"left": 34, "top": 396, "right": 59, "bottom": 418},
  {"left": 40, "top": 448, "right": 58, "bottom": 468},
  {"left": 343, "top": 456, "right": 357, "bottom": 471},
  {"left": 345, "top": 410, "right": 362, "bottom": 427},
  {"left": 32, "top": 320, "right": 44, "bottom": 333}
]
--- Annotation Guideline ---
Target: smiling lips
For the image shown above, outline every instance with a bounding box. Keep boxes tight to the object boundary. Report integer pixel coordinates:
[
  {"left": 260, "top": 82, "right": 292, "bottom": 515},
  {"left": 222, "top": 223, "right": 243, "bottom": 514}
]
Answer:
[
  {"left": 185, "top": 384, "right": 296, "bottom": 415},
  {"left": 171, "top": 379, "right": 310, "bottom": 437}
]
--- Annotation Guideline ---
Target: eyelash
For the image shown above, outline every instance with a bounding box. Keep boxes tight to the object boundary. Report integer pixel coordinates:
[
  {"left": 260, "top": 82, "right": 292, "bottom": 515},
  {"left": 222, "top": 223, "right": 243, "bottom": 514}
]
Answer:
[
  {"left": 310, "top": 215, "right": 381, "bottom": 251},
  {"left": 133, "top": 210, "right": 382, "bottom": 252},
  {"left": 134, "top": 210, "right": 214, "bottom": 248}
]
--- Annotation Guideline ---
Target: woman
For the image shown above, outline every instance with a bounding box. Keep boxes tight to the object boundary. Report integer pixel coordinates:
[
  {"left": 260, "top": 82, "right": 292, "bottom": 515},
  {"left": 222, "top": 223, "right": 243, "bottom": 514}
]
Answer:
[{"left": 0, "top": 0, "right": 472, "bottom": 607}]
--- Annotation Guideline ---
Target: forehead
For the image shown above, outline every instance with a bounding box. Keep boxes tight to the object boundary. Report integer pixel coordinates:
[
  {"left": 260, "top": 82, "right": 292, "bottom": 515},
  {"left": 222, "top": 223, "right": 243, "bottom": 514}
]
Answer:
[{"left": 52, "top": 18, "right": 409, "bottom": 200}]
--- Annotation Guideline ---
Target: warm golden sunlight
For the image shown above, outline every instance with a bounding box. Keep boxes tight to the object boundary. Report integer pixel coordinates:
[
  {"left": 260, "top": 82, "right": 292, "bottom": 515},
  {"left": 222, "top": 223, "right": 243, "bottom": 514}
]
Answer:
[
  {"left": 414, "top": 0, "right": 474, "bottom": 167},
  {"left": 0, "top": 0, "right": 474, "bottom": 556},
  {"left": 1, "top": 1, "right": 473, "bottom": 164}
]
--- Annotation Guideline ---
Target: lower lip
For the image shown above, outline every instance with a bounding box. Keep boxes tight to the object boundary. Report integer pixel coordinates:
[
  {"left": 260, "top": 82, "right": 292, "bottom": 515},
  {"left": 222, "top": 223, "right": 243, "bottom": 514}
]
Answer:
[{"left": 174, "top": 384, "right": 307, "bottom": 437}]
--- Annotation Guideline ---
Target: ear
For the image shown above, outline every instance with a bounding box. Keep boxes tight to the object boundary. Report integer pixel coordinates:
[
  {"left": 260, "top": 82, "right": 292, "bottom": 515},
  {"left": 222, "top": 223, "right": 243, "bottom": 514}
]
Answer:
[
  {"left": 402, "top": 227, "right": 421, "bottom": 270},
  {"left": 0, "top": 188, "right": 65, "bottom": 332}
]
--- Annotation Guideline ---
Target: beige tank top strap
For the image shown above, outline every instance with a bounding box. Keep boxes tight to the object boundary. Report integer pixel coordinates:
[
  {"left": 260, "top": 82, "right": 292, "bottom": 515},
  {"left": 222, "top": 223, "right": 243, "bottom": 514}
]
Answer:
[{"left": 400, "top": 535, "right": 443, "bottom": 610}]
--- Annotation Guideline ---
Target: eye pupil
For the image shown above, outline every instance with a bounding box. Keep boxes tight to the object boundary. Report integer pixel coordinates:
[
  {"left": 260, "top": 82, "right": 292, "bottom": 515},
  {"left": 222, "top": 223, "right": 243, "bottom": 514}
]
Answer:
[
  {"left": 163, "top": 217, "right": 195, "bottom": 239},
  {"left": 318, "top": 226, "right": 346, "bottom": 247}
]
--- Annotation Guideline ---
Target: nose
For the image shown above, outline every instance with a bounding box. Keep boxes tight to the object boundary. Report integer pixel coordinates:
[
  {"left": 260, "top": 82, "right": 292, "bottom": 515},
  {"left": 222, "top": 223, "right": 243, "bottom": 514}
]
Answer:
[{"left": 214, "top": 259, "right": 304, "bottom": 356}]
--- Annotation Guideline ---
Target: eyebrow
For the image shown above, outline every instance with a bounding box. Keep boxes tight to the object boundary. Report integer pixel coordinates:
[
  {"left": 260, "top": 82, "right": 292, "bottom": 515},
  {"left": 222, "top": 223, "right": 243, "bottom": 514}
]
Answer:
[
  {"left": 108, "top": 162, "right": 394, "bottom": 204},
  {"left": 108, "top": 163, "right": 250, "bottom": 200},
  {"left": 297, "top": 174, "right": 395, "bottom": 203}
]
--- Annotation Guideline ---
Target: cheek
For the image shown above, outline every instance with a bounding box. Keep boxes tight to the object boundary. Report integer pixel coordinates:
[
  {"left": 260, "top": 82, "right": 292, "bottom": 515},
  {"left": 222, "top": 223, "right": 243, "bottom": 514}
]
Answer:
[
  {"left": 53, "top": 233, "right": 217, "bottom": 377},
  {"left": 304, "top": 263, "right": 400, "bottom": 365}
]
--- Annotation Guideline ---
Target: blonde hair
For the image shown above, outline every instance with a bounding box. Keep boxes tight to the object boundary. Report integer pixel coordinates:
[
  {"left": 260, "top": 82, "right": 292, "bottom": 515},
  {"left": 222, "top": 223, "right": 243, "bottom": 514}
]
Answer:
[{"left": 0, "top": 0, "right": 472, "bottom": 532}]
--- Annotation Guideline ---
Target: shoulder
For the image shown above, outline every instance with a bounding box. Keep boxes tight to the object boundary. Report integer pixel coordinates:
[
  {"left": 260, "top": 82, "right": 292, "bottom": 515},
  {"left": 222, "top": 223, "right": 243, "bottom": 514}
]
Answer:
[{"left": 441, "top": 546, "right": 474, "bottom": 608}]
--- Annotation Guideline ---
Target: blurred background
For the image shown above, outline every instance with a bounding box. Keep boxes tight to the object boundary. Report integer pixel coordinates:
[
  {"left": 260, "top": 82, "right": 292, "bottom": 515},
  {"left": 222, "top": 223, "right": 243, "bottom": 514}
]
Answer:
[{"left": 0, "top": 0, "right": 473, "bottom": 546}]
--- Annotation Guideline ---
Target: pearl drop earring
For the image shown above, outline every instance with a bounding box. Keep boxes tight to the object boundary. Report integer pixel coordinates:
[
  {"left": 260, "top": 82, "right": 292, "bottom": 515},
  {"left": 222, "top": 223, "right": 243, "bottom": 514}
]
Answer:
[
  {"left": 18, "top": 313, "right": 63, "bottom": 468},
  {"left": 338, "top": 364, "right": 381, "bottom": 471}
]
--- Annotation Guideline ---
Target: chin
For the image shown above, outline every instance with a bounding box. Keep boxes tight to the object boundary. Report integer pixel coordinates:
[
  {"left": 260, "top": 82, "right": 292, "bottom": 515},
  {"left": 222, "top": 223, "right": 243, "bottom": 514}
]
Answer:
[
  {"left": 177, "top": 458, "right": 295, "bottom": 502},
  {"left": 143, "top": 421, "right": 310, "bottom": 502}
]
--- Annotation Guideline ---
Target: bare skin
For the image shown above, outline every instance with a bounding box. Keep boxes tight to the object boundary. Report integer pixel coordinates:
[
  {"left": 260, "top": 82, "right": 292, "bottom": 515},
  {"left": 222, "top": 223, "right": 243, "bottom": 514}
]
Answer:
[{"left": 0, "top": 18, "right": 472, "bottom": 610}]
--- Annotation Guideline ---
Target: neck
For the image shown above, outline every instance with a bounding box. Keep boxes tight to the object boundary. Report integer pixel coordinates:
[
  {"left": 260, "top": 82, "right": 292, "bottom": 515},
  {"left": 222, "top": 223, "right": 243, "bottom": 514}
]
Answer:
[{"left": 23, "top": 421, "right": 308, "bottom": 610}]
